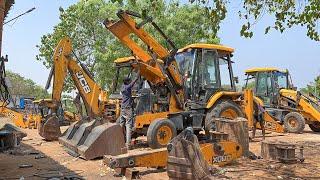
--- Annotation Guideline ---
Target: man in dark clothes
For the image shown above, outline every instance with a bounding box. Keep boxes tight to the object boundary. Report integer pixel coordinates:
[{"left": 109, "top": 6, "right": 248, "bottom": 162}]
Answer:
[
  {"left": 252, "top": 104, "right": 266, "bottom": 140},
  {"left": 119, "top": 70, "right": 140, "bottom": 149}
]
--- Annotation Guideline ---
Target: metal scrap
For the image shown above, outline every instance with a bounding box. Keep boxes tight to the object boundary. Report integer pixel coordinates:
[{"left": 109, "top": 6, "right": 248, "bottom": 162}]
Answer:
[{"left": 18, "top": 164, "right": 33, "bottom": 168}]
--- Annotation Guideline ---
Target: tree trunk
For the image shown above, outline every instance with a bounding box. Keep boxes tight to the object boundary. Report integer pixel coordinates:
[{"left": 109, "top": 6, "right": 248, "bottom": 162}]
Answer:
[{"left": 215, "top": 117, "right": 249, "bottom": 157}]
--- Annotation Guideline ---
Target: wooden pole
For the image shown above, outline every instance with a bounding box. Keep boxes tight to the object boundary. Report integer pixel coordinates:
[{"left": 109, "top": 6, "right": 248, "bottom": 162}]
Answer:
[{"left": 0, "top": 0, "right": 6, "bottom": 57}]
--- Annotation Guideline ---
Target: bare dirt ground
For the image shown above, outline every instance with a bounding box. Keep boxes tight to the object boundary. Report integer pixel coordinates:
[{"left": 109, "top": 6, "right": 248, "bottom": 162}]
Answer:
[{"left": 1, "top": 123, "right": 320, "bottom": 180}]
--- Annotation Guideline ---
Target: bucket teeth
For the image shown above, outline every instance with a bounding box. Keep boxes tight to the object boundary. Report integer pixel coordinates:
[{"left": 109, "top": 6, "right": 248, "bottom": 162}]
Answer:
[{"left": 59, "top": 120, "right": 125, "bottom": 160}]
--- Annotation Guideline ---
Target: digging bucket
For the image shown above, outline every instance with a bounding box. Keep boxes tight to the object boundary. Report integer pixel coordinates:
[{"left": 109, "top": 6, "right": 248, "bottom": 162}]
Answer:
[
  {"left": 59, "top": 119, "right": 125, "bottom": 160},
  {"left": 167, "top": 128, "right": 212, "bottom": 180},
  {"left": 38, "top": 115, "right": 61, "bottom": 141}
]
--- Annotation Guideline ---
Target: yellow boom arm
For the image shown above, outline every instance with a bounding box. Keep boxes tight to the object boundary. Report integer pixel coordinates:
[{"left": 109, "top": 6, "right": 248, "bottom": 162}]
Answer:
[
  {"left": 48, "top": 37, "right": 105, "bottom": 118},
  {"left": 105, "top": 10, "right": 184, "bottom": 110}
]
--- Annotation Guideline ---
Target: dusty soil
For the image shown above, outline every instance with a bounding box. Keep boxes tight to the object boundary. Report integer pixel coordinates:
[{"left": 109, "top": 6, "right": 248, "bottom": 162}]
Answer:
[{"left": 1, "top": 123, "right": 320, "bottom": 180}]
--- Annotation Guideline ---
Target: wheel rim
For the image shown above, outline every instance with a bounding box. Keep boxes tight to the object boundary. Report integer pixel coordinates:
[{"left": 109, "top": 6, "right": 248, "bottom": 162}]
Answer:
[
  {"left": 220, "top": 108, "right": 238, "bottom": 119},
  {"left": 288, "top": 117, "right": 298, "bottom": 129},
  {"left": 157, "top": 125, "right": 172, "bottom": 146}
]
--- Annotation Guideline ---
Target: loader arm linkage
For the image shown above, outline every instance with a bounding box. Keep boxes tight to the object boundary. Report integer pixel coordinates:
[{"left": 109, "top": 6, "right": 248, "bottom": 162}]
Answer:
[{"left": 104, "top": 10, "right": 185, "bottom": 110}]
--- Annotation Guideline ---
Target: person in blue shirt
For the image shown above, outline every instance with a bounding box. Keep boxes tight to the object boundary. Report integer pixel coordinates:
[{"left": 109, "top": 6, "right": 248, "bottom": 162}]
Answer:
[{"left": 119, "top": 69, "right": 140, "bottom": 149}]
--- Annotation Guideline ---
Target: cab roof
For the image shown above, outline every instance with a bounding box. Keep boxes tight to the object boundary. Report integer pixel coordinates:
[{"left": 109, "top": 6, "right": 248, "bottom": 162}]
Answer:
[
  {"left": 245, "top": 67, "right": 287, "bottom": 74},
  {"left": 114, "top": 43, "right": 234, "bottom": 63},
  {"left": 178, "top": 43, "right": 234, "bottom": 53}
]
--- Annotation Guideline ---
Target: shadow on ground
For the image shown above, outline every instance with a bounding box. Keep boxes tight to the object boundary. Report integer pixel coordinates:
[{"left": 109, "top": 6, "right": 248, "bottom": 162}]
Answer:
[{"left": 0, "top": 142, "right": 84, "bottom": 179}]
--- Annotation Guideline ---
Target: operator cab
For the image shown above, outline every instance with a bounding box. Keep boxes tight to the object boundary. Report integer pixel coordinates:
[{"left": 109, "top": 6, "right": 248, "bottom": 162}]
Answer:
[
  {"left": 244, "top": 68, "right": 293, "bottom": 107},
  {"left": 176, "top": 44, "right": 237, "bottom": 103}
]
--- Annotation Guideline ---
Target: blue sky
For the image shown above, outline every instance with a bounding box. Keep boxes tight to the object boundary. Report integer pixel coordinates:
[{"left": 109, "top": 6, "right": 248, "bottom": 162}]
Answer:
[
  {"left": 2, "top": 1, "right": 320, "bottom": 89},
  {"left": 2, "top": 0, "right": 77, "bottom": 86}
]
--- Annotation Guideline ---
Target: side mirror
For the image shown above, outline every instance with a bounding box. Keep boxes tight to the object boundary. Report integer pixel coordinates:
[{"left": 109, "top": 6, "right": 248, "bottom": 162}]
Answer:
[{"left": 233, "top": 76, "right": 239, "bottom": 84}]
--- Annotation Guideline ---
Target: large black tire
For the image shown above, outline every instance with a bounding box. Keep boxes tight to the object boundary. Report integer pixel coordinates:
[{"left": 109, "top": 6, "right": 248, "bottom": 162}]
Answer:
[
  {"left": 309, "top": 121, "right": 320, "bottom": 132},
  {"left": 205, "top": 100, "right": 244, "bottom": 134},
  {"left": 147, "top": 118, "right": 177, "bottom": 149},
  {"left": 284, "top": 112, "right": 305, "bottom": 133}
]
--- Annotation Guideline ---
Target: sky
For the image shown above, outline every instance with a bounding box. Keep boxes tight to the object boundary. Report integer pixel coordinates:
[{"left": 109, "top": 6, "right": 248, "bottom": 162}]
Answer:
[
  {"left": 2, "top": 1, "right": 320, "bottom": 90},
  {"left": 2, "top": 0, "right": 77, "bottom": 87}
]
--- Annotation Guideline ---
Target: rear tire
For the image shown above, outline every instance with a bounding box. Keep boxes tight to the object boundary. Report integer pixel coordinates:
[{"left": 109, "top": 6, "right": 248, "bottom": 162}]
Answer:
[
  {"left": 283, "top": 112, "right": 305, "bottom": 133},
  {"left": 205, "top": 100, "right": 244, "bottom": 134},
  {"left": 147, "top": 119, "right": 177, "bottom": 149},
  {"left": 309, "top": 122, "right": 320, "bottom": 132}
]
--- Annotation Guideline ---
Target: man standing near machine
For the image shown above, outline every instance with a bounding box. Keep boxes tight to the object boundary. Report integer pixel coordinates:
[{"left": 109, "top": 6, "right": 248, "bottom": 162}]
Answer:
[{"left": 119, "top": 68, "right": 140, "bottom": 149}]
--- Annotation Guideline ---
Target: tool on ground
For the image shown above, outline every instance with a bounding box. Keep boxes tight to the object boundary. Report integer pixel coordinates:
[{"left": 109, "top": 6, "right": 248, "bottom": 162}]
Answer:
[
  {"left": 261, "top": 140, "right": 304, "bottom": 163},
  {"left": 0, "top": 121, "right": 26, "bottom": 151}
]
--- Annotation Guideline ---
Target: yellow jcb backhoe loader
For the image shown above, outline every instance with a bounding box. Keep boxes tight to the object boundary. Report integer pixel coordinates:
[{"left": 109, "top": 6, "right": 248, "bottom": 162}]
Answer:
[
  {"left": 59, "top": 9, "right": 247, "bottom": 160},
  {"left": 104, "top": 10, "right": 245, "bottom": 149},
  {"left": 244, "top": 67, "right": 320, "bottom": 133},
  {"left": 38, "top": 38, "right": 125, "bottom": 160},
  {"left": 0, "top": 102, "right": 37, "bottom": 128},
  {"left": 34, "top": 98, "right": 79, "bottom": 125}
]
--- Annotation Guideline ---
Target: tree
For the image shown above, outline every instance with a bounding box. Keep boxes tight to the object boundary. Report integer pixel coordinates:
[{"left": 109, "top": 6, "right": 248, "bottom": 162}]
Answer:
[
  {"left": 113, "top": 0, "right": 320, "bottom": 41},
  {"left": 36, "top": 0, "right": 218, "bottom": 92},
  {"left": 301, "top": 76, "right": 320, "bottom": 97},
  {"left": 6, "top": 71, "right": 49, "bottom": 99},
  {"left": 189, "top": 0, "right": 320, "bottom": 41}
]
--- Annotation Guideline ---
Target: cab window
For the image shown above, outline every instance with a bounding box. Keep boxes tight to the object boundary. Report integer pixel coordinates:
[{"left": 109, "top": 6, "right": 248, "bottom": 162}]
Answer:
[
  {"left": 219, "top": 58, "right": 232, "bottom": 90},
  {"left": 274, "top": 71, "right": 288, "bottom": 89},
  {"left": 202, "top": 50, "right": 218, "bottom": 87},
  {"left": 256, "top": 72, "right": 268, "bottom": 96}
]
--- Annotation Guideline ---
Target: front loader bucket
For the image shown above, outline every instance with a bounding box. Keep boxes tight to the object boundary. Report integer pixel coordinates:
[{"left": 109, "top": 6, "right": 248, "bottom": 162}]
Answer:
[
  {"left": 167, "top": 128, "right": 212, "bottom": 180},
  {"left": 59, "top": 119, "right": 125, "bottom": 160},
  {"left": 38, "top": 115, "right": 61, "bottom": 141}
]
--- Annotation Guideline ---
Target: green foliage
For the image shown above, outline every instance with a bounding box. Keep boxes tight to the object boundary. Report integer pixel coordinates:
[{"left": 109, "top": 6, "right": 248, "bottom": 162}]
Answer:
[
  {"left": 188, "top": 0, "right": 320, "bottom": 40},
  {"left": 36, "top": 0, "right": 219, "bottom": 93},
  {"left": 6, "top": 71, "right": 49, "bottom": 99},
  {"left": 246, "top": 81, "right": 256, "bottom": 90},
  {"left": 61, "top": 94, "right": 77, "bottom": 113},
  {"left": 301, "top": 76, "right": 320, "bottom": 96}
]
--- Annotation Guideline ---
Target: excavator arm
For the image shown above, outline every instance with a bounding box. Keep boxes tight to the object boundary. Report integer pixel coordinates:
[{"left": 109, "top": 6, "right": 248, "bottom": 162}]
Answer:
[
  {"left": 104, "top": 10, "right": 184, "bottom": 110},
  {"left": 39, "top": 37, "right": 106, "bottom": 140},
  {"left": 45, "top": 37, "right": 104, "bottom": 117},
  {"left": 39, "top": 37, "right": 125, "bottom": 160}
]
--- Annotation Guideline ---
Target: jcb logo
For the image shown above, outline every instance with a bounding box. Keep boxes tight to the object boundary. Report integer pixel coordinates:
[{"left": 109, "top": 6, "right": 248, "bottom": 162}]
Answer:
[
  {"left": 212, "top": 155, "right": 231, "bottom": 163},
  {"left": 76, "top": 71, "right": 91, "bottom": 94}
]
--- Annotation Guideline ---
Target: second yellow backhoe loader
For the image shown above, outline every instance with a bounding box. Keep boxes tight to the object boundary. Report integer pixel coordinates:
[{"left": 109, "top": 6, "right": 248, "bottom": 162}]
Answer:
[
  {"left": 38, "top": 38, "right": 125, "bottom": 160},
  {"left": 244, "top": 67, "right": 320, "bottom": 133}
]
